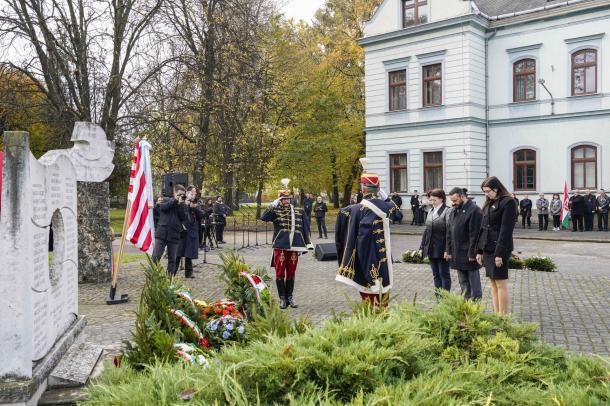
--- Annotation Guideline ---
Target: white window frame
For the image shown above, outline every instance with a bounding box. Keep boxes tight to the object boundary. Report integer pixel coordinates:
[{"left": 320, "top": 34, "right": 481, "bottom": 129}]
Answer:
[
  {"left": 416, "top": 50, "right": 446, "bottom": 108},
  {"left": 509, "top": 146, "right": 540, "bottom": 193},
  {"left": 384, "top": 57, "right": 410, "bottom": 112},
  {"left": 506, "top": 43, "right": 541, "bottom": 104},
  {"left": 386, "top": 150, "right": 410, "bottom": 193},
  {"left": 565, "top": 33, "right": 605, "bottom": 98}
]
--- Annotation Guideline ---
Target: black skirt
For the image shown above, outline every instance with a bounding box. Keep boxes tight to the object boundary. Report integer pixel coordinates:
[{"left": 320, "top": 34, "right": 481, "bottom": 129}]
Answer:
[{"left": 483, "top": 253, "right": 509, "bottom": 280}]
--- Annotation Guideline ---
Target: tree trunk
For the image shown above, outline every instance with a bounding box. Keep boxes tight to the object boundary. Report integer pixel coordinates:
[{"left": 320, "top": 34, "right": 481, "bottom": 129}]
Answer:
[
  {"left": 342, "top": 157, "right": 361, "bottom": 207},
  {"left": 256, "top": 177, "right": 264, "bottom": 219},
  {"left": 330, "top": 152, "right": 340, "bottom": 208}
]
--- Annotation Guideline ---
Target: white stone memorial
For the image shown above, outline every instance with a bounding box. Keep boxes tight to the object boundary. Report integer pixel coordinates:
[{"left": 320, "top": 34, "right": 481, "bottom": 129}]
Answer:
[{"left": 0, "top": 123, "right": 114, "bottom": 405}]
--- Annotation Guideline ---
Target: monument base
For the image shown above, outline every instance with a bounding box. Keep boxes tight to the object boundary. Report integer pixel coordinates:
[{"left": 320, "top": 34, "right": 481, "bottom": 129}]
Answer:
[{"left": 0, "top": 317, "right": 87, "bottom": 406}]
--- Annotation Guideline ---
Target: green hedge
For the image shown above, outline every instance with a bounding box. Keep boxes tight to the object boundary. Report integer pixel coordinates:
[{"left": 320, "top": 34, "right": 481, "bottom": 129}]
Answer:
[{"left": 85, "top": 293, "right": 609, "bottom": 405}]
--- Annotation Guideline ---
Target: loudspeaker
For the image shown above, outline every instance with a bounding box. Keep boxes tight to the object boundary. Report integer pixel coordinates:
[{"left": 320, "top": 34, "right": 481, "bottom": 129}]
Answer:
[
  {"left": 314, "top": 243, "right": 338, "bottom": 261},
  {"left": 162, "top": 173, "right": 189, "bottom": 197}
]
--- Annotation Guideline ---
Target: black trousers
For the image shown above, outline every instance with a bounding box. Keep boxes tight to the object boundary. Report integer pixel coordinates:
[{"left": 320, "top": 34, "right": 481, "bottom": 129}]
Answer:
[
  {"left": 552, "top": 215, "right": 561, "bottom": 228},
  {"left": 598, "top": 212, "right": 609, "bottom": 231},
  {"left": 175, "top": 257, "right": 193, "bottom": 277},
  {"left": 152, "top": 238, "right": 179, "bottom": 276},
  {"left": 521, "top": 214, "right": 531, "bottom": 228},
  {"left": 202, "top": 224, "right": 214, "bottom": 247},
  {"left": 538, "top": 214, "right": 548, "bottom": 230},
  {"left": 316, "top": 217, "right": 327, "bottom": 238},
  {"left": 216, "top": 223, "right": 225, "bottom": 242},
  {"left": 572, "top": 215, "right": 584, "bottom": 231},
  {"left": 411, "top": 209, "right": 418, "bottom": 225},
  {"left": 584, "top": 212, "right": 594, "bottom": 231}
]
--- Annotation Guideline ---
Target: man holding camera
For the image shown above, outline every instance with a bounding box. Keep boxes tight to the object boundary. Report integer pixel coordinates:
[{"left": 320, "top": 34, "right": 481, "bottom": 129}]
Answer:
[{"left": 152, "top": 185, "right": 188, "bottom": 276}]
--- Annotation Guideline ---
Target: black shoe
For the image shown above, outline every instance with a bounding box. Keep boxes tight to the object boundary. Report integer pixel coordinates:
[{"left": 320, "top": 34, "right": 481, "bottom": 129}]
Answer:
[
  {"left": 285, "top": 279, "right": 298, "bottom": 308},
  {"left": 276, "top": 278, "right": 287, "bottom": 309},
  {"left": 185, "top": 274, "right": 195, "bottom": 279},
  {"left": 279, "top": 297, "right": 288, "bottom": 309}
]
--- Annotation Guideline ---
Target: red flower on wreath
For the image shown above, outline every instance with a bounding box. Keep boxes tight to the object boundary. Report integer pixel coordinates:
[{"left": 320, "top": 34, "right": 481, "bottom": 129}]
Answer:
[
  {"left": 198, "top": 337, "right": 210, "bottom": 348},
  {"left": 214, "top": 308, "right": 222, "bottom": 314},
  {"left": 222, "top": 309, "right": 230, "bottom": 316}
]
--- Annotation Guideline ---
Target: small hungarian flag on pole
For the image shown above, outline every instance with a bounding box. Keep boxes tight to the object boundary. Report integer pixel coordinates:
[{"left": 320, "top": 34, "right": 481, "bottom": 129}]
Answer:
[
  {"left": 108, "top": 138, "right": 154, "bottom": 305},
  {"left": 561, "top": 181, "right": 570, "bottom": 229}
]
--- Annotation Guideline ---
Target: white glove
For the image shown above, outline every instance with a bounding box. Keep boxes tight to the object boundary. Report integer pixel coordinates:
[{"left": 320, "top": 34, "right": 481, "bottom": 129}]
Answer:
[
  {"left": 272, "top": 198, "right": 281, "bottom": 207},
  {"left": 306, "top": 243, "right": 314, "bottom": 250},
  {"left": 379, "top": 188, "right": 388, "bottom": 200}
]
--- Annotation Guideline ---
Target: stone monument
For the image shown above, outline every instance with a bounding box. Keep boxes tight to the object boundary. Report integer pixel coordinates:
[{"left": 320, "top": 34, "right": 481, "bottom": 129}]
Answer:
[{"left": 0, "top": 123, "right": 114, "bottom": 405}]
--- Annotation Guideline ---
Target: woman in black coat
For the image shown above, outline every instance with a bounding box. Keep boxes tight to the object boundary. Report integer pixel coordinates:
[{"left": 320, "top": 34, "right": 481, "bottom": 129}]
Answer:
[
  {"left": 419, "top": 189, "right": 452, "bottom": 294},
  {"left": 176, "top": 187, "right": 205, "bottom": 278},
  {"left": 476, "top": 176, "right": 517, "bottom": 315}
]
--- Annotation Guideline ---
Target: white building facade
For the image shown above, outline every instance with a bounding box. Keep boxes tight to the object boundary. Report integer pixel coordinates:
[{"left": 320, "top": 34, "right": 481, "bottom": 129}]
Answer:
[{"left": 361, "top": 0, "right": 610, "bottom": 202}]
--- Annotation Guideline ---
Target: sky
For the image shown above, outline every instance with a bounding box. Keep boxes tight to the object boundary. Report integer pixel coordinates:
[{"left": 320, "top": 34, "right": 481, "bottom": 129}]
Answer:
[{"left": 280, "top": 0, "right": 326, "bottom": 23}]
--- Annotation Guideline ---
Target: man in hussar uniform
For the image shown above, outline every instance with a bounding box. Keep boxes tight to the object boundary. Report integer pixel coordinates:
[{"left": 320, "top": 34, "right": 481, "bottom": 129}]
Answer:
[
  {"left": 335, "top": 159, "right": 398, "bottom": 305},
  {"left": 261, "top": 179, "right": 313, "bottom": 309}
]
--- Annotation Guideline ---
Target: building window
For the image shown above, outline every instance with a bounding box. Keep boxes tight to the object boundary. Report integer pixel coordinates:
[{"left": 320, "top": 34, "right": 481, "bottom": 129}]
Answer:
[
  {"left": 423, "top": 151, "right": 442, "bottom": 191},
  {"left": 513, "top": 59, "right": 536, "bottom": 102},
  {"left": 403, "top": 0, "right": 428, "bottom": 28},
  {"left": 513, "top": 149, "right": 536, "bottom": 191},
  {"left": 388, "top": 70, "right": 406, "bottom": 111},
  {"left": 422, "top": 63, "right": 442, "bottom": 106},
  {"left": 389, "top": 154, "right": 408, "bottom": 193},
  {"left": 572, "top": 49, "right": 597, "bottom": 95},
  {"left": 571, "top": 145, "right": 597, "bottom": 189}
]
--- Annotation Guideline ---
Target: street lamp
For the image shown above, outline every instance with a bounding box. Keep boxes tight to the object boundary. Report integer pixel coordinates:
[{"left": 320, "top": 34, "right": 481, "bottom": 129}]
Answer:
[{"left": 538, "top": 78, "right": 555, "bottom": 115}]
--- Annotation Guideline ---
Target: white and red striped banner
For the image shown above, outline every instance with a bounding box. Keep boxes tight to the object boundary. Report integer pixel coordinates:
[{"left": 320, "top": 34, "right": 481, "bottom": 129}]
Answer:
[{"left": 125, "top": 139, "right": 155, "bottom": 254}]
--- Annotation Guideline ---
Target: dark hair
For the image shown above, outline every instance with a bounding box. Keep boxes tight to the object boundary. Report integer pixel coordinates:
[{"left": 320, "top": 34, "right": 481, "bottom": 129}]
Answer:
[
  {"left": 552, "top": 193, "right": 560, "bottom": 200},
  {"left": 448, "top": 187, "right": 466, "bottom": 197},
  {"left": 480, "top": 176, "right": 511, "bottom": 209},
  {"left": 174, "top": 184, "right": 186, "bottom": 193},
  {"left": 428, "top": 188, "right": 446, "bottom": 203},
  {"left": 187, "top": 185, "right": 197, "bottom": 192}
]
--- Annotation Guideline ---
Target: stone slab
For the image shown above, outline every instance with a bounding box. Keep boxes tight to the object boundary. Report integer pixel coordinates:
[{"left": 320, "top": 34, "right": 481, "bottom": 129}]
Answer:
[
  {"left": 48, "top": 342, "right": 102, "bottom": 389},
  {"left": 0, "top": 317, "right": 86, "bottom": 405},
  {"left": 38, "top": 387, "right": 87, "bottom": 406}
]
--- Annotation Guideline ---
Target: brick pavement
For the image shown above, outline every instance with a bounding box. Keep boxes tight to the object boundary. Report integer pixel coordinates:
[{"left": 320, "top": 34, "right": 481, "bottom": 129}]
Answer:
[{"left": 80, "top": 235, "right": 610, "bottom": 358}]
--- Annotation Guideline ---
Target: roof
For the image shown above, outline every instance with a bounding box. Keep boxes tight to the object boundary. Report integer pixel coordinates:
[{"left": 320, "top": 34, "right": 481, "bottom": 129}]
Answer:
[{"left": 474, "top": 0, "right": 596, "bottom": 17}]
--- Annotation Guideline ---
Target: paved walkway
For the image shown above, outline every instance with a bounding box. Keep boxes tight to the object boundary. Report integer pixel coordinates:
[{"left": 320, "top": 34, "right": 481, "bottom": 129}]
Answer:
[{"left": 83, "top": 233, "right": 610, "bottom": 358}]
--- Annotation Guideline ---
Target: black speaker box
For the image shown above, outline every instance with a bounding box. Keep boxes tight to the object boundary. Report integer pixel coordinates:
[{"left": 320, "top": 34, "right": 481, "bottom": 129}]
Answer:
[
  {"left": 315, "top": 243, "right": 338, "bottom": 261},
  {"left": 162, "top": 173, "right": 189, "bottom": 197}
]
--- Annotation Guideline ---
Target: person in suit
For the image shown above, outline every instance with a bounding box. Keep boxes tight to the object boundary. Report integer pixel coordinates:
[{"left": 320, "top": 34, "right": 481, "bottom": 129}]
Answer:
[
  {"left": 597, "top": 189, "right": 609, "bottom": 231},
  {"left": 584, "top": 189, "right": 598, "bottom": 231},
  {"left": 153, "top": 196, "right": 163, "bottom": 230},
  {"left": 419, "top": 188, "right": 451, "bottom": 295},
  {"left": 476, "top": 176, "right": 517, "bottom": 315},
  {"left": 519, "top": 195, "right": 532, "bottom": 229},
  {"left": 176, "top": 186, "right": 205, "bottom": 278},
  {"left": 445, "top": 187, "right": 483, "bottom": 301},
  {"left": 261, "top": 180, "right": 312, "bottom": 309},
  {"left": 302, "top": 193, "right": 313, "bottom": 222},
  {"left": 335, "top": 159, "right": 398, "bottom": 306},
  {"left": 313, "top": 196, "right": 328, "bottom": 239},
  {"left": 410, "top": 190, "right": 421, "bottom": 225},
  {"left": 213, "top": 195, "right": 229, "bottom": 243},
  {"left": 511, "top": 193, "right": 519, "bottom": 225},
  {"left": 569, "top": 191, "right": 585, "bottom": 232},
  {"left": 536, "top": 193, "right": 549, "bottom": 231},
  {"left": 152, "top": 185, "right": 188, "bottom": 276},
  {"left": 200, "top": 198, "right": 215, "bottom": 250}
]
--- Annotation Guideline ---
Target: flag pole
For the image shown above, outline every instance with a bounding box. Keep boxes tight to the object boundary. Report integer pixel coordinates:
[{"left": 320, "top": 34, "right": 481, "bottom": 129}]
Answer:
[{"left": 107, "top": 198, "right": 132, "bottom": 303}]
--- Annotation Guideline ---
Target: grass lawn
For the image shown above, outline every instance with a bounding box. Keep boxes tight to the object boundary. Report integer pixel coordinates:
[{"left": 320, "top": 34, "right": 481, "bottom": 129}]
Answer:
[{"left": 110, "top": 208, "right": 125, "bottom": 234}]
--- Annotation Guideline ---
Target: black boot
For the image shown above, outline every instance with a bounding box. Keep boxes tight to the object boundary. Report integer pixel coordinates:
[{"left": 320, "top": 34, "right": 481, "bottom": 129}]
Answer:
[
  {"left": 276, "top": 279, "right": 287, "bottom": 309},
  {"left": 285, "top": 279, "right": 298, "bottom": 308}
]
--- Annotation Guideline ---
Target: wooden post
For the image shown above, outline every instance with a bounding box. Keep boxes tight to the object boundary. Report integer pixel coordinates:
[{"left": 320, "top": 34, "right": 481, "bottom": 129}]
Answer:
[{"left": 111, "top": 199, "right": 131, "bottom": 289}]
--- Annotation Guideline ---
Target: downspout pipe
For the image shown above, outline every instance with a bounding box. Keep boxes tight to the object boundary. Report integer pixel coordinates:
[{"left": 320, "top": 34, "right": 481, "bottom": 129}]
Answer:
[{"left": 485, "top": 29, "right": 497, "bottom": 178}]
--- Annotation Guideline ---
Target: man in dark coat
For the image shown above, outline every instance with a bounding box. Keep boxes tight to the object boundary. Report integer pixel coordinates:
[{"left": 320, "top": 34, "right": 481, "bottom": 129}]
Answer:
[
  {"left": 335, "top": 159, "right": 398, "bottom": 306},
  {"left": 569, "top": 191, "right": 585, "bottom": 232},
  {"left": 261, "top": 181, "right": 312, "bottom": 309},
  {"left": 152, "top": 185, "right": 188, "bottom": 276},
  {"left": 410, "top": 190, "right": 421, "bottom": 225},
  {"left": 153, "top": 196, "right": 163, "bottom": 230},
  {"left": 584, "top": 189, "right": 598, "bottom": 231},
  {"left": 445, "top": 187, "right": 483, "bottom": 301},
  {"left": 302, "top": 193, "right": 313, "bottom": 222},
  {"left": 390, "top": 192, "right": 403, "bottom": 224},
  {"left": 597, "top": 189, "right": 609, "bottom": 231},
  {"left": 519, "top": 195, "right": 532, "bottom": 229},
  {"left": 213, "top": 196, "right": 229, "bottom": 243},
  {"left": 313, "top": 196, "right": 328, "bottom": 238},
  {"left": 176, "top": 186, "right": 205, "bottom": 278}
]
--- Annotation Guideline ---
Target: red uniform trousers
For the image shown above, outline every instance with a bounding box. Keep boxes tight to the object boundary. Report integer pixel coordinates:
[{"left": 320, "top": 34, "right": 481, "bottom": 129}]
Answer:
[{"left": 273, "top": 249, "right": 299, "bottom": 280}]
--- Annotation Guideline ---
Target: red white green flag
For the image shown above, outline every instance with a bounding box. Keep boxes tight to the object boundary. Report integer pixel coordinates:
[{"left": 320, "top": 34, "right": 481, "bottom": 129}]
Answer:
[{"left": 561, "top": 181, "right": 570, "bottom": 229}]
